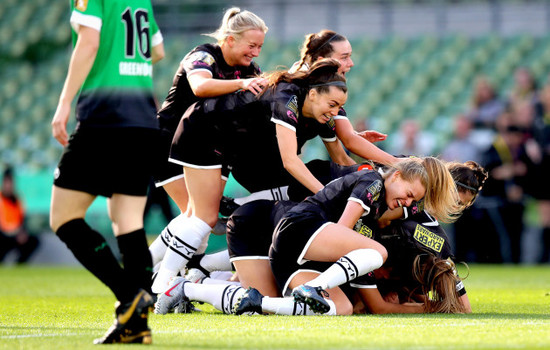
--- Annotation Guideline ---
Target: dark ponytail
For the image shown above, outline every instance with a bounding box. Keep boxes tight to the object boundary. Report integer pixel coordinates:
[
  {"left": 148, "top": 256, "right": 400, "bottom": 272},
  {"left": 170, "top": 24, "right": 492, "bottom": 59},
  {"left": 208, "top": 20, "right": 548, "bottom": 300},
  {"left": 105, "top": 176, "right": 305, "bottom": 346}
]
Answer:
[
  {"left": 296, "top": 30, "right": 347, "bottom": 71},
  {"left": 448, "top": 161, "right": 488, "bottom": 206},
  {"left": 262, "top": 58, "right": 347, "bottom": 95}
]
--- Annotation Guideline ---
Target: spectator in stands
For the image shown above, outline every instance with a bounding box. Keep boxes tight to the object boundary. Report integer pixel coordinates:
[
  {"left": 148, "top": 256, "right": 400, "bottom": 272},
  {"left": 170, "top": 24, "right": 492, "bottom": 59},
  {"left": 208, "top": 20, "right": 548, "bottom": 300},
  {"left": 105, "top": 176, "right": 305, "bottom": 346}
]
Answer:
[
  {"left": 441, "top": 114, "right": 482, "bottom": 164},
  {"left": 466, "top": 76, "right": 505, "bottom": 151},
  {"left": 0, "top": 166, "right": 39, "bottom": 264},
  {"left": 530, "top": 84, "right": 550, "bottom": 262},
  {"left": 441, "top": 114, "right": 483, "bottom": 258},
  {"left": 468, "top": 76, "right": 505, "bottom": 130},
  {"left": 477, "top": 113, "right": 532, "bottom": 263},
  {"left": 388, "top": 119, "right": 435, "bottom": 157},
  {"left": 508, "top": 67, "right": 539, "bottom": 112}
]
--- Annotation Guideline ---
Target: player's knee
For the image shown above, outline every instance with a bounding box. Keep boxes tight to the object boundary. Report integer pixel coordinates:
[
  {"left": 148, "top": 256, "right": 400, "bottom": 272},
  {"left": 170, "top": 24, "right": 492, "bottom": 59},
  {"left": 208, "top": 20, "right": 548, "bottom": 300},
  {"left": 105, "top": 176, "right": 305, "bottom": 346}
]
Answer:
[
  {"left": 378, "top": 245, "right": 388, "bottom": 262},
  {"left": 49, "top": 213, "right": 64, "bottom": 233},
  {"left": 202, "top": 214, "right": 219, "bottom": 229},
  {"left": 335, "top": 298, "right": 353, "bottom": 315}
]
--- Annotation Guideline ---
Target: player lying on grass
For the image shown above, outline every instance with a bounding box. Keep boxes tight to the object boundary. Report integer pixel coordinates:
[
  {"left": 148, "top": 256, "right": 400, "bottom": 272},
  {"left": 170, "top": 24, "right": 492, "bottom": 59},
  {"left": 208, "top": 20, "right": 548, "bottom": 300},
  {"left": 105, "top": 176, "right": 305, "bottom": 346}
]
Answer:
[
  {"left": 154, "top": 160, "right": 485, "bottom": 315},
  {"left": 155, "top": 157, "right": 463, "bottom": 314}
]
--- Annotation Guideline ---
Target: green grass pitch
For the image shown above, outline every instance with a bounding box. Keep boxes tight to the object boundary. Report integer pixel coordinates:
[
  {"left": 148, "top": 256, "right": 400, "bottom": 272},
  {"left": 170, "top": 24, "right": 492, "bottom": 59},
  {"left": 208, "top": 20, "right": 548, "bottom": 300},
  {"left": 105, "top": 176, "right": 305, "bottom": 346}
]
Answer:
[{"left": 1, "top": 264, "right": 549, "bottom": 350}]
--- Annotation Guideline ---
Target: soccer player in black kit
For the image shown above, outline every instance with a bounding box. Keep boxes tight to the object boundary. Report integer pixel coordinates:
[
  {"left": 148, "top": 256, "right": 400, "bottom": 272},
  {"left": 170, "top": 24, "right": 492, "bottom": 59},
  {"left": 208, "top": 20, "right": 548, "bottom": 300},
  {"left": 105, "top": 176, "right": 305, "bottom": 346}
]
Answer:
[
  {"left": 153, "top": 59, "right": 353, "bottom": 297},
  {"left": 148, "top": 7, "right": 269, "bottom": 285}
]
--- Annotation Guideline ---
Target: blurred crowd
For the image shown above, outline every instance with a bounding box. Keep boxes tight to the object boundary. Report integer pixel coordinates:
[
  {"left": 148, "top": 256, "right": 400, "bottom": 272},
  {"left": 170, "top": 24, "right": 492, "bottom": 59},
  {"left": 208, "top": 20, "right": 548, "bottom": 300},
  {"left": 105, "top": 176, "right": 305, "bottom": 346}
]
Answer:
[{"left": 385, "top": 67, "right": 550, "bottom": 264}]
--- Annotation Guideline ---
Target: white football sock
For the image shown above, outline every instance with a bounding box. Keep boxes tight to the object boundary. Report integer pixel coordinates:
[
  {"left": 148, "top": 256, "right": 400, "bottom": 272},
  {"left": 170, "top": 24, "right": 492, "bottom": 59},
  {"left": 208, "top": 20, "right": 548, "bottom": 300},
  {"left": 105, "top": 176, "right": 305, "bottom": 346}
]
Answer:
[
  {"left": 200, "top": 249, "right": 232, "bottom": 272},
  {"left": 261, "top": 297, "right": 336, "bottom": 315},
  {"left": 306, "top": 249, "right": 384, "bottom": 290},
  {"left": 152, "top": 215, "right": 212, "bottom": 293},
  {"left": 179, "top": 234, "right": 211, "bottom": 277},
  {"left": 233, "top": 186, "right": 289, "bottom": 205},
  {"left": 209, "top": 270, "right": 235, "bottom": 281},
  {"left": 184, "top": 283, "right": 246, "bottom": 314},
  {"left": 149, "top": 213, "right": 188, "bottom": 266}
]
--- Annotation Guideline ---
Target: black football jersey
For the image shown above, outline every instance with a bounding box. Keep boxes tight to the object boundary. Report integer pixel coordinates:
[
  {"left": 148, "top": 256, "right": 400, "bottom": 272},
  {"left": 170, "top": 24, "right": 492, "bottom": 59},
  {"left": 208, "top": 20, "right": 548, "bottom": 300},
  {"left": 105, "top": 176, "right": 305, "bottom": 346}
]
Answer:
[
  {"left": 286, "top": 170, "right": 388, "bottom": 223},
  {"left": 157, "top": 43, "right": 261, "bottom": 131}
]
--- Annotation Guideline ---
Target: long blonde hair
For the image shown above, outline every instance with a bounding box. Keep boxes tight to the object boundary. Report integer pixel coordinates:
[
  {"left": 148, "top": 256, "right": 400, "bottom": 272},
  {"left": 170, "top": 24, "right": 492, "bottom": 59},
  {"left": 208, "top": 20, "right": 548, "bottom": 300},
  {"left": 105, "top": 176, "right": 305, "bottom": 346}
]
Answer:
[
  {"left": 387, "top": 157, "right": 461, "bottom": 223},
  {"left": 205, "top": 7, "right": 268, "bottom": 44}
]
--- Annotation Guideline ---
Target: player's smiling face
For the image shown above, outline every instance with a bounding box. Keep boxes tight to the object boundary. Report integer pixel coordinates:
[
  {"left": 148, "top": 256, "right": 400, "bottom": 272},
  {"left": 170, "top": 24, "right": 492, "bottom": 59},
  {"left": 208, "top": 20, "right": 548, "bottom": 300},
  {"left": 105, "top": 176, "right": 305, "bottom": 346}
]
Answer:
[
  {"left": 384, "top": 171, "right": 426, "bottom": 210},
  {"left": 303, "top": 86, "right": 347, "bottom": 124},
  {"left": 327, "top": 39, "right": 354, "bottom": 75},
  {"left": 226, "top": 29, "right": 265, "bottom": 66}
]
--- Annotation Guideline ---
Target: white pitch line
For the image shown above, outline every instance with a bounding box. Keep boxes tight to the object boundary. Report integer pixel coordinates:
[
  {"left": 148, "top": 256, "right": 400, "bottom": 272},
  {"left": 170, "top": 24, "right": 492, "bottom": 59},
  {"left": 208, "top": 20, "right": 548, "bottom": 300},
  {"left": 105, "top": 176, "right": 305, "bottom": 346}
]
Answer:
[{"left": 0, "top": 332, "right": 80, "bottom": 339}]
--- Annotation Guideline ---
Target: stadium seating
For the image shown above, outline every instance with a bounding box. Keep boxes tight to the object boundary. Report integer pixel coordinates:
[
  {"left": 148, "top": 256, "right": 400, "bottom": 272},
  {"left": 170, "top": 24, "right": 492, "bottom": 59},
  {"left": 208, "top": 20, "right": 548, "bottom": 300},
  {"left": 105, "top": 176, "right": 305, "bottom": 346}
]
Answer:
[
  {"left": 4, "top": 31, "right": 550, "bottom": 169},
  {"left": 2, "top": 1, "right": 550, "bottom": 236}
]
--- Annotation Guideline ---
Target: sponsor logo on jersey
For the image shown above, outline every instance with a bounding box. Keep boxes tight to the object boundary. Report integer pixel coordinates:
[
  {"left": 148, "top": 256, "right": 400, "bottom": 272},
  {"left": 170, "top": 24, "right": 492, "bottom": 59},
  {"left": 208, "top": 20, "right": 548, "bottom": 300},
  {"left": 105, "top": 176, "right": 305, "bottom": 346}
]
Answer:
[
  {"left": 354, "top": 218, "right": 373, "bottom": 238},
  {"left": 413, "top": 224, "right": 444, "bottom": 252},
  {"left": 286, "top": 95, "right": 299, "bottom": 115},
  {"left": 366, "top": 180, "right": 382, "bottom": 203},
  {"left": 119, "top": 62, "right": 152, "bottom": 77},
  {"left": 75, "top": 0, "right": 88, "bottom": 11}
]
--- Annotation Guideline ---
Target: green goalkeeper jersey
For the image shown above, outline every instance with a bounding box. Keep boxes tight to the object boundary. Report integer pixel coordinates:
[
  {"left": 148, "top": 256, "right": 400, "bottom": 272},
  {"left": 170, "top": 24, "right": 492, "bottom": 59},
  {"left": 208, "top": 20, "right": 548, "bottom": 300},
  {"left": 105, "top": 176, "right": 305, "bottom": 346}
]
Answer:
[{"left": 70, "top": 0, "right": 163, "bottom": 128}]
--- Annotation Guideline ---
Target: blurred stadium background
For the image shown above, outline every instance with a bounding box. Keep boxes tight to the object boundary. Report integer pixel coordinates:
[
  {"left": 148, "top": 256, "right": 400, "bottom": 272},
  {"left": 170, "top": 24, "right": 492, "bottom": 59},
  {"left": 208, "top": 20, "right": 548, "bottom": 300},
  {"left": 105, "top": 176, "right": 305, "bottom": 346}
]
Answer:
[{"left": 1, "top": 0, "right": 549, "bottom": 263}]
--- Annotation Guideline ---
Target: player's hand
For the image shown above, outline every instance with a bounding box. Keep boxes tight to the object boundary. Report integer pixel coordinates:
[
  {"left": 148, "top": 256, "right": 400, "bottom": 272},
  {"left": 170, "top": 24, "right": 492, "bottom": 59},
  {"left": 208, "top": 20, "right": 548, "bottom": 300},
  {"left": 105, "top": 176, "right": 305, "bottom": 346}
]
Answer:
[
  {"left": 377, "top": 217, "right": 391, "bottom": 229},
  {"left": 51, "top": 101, "right": 71, "bottom": 146},
  {"left": 356, "top": 130, "right": 387, "bottom": 143},
  {"left": 241, "top": 77, "right": 268, "bottom": 95}
]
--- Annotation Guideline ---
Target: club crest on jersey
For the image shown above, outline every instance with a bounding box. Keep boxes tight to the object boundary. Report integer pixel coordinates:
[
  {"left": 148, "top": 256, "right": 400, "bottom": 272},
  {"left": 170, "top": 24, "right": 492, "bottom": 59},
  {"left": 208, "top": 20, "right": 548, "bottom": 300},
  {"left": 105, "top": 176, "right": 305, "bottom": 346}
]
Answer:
[
  {"left": 326, "top": 116, "right": 336, "bottom": 131},
  {"left": 413, "top": 224, "right": 444, "bottom": 252},
  {"left": 286, "top": 95, "right": 299, "bottom": 115},
  {"left": 188, "top": 51, "right": 215, "bottom": 67},
  {"left": 75, "top": 0, "right": 88, "bottom": 11},
  {"left": 411, "top": 199, "right": 425, "bottom": 215},
  {"left": 366, "top": 180, "right": 382, "bottom": 203}
]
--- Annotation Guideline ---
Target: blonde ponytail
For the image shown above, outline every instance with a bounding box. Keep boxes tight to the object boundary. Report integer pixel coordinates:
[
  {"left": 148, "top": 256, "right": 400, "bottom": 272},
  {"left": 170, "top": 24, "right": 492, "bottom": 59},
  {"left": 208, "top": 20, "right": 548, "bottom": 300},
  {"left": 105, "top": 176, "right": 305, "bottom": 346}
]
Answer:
[
  {"left": 388, "top": 157, "right": 461, "bottom": 223},
  {"left": 206, "top": 7, "right": 268, "bottom": 44}
]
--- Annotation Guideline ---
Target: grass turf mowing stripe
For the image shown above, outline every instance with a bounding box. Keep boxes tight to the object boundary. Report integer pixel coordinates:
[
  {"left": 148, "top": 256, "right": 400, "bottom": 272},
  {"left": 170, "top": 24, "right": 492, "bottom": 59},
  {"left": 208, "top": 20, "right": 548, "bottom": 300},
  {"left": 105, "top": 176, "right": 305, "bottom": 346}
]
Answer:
[{"left": 0, "top": 264, "right": 549, "bottom": 350}]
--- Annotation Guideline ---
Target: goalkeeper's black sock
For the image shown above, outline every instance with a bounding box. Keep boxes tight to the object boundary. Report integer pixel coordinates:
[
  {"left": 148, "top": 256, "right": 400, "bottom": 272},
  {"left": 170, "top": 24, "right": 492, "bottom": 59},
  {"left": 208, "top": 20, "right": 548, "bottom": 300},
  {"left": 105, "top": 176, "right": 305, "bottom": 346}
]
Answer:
[
  {"left": 56, "top": 219, "right": 135, "bottom": 303},
  {"left": 117, "top": 229, "right": 153, "bottom": 295}
]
